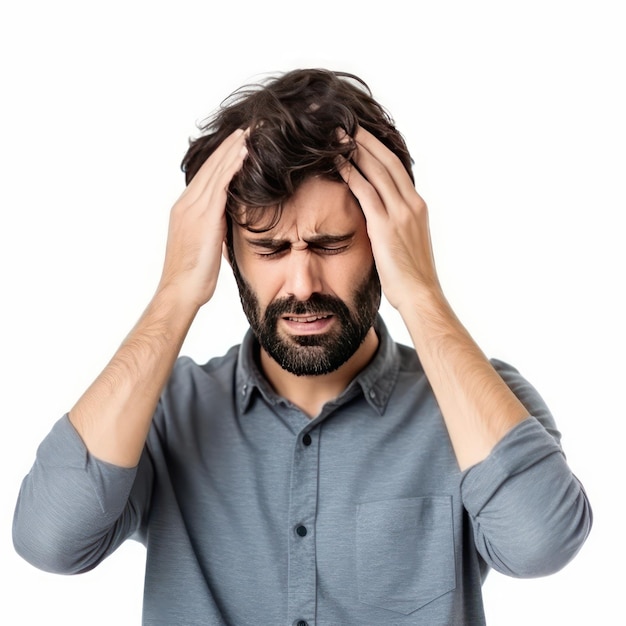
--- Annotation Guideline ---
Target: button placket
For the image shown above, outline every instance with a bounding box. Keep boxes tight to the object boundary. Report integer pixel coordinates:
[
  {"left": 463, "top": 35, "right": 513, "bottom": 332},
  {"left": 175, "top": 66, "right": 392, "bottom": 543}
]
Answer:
[{"left": 287, "top": 427, "right": 319, "bottom": 624}]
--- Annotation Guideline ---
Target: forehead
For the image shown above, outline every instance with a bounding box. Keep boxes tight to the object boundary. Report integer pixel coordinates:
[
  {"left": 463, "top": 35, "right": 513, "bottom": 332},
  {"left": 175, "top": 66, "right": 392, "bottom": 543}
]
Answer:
[{"left": 241, "top": 177, "right": 363, "bottom": 237}]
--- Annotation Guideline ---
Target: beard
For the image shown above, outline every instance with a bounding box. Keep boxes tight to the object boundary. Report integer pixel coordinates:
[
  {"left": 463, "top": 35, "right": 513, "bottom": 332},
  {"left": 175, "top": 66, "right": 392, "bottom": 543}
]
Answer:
[{"left": 231, "top": 258, "right": 381, "bottom": 376}]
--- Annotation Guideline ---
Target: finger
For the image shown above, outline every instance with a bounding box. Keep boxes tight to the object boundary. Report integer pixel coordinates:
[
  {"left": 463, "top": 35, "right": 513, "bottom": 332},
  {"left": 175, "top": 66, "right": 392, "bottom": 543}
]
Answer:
[
  {"left": 350, "top": 137, "right": 404, "bottom": 216},
  {"left": 336, "top": 156, "right": 387, "bottom": 223},
  {"left": 180, "top": 128, "right": 248, "bottom": 203},
  {"left": 354, "top": 126, "right": 421, "bottom": 207}
]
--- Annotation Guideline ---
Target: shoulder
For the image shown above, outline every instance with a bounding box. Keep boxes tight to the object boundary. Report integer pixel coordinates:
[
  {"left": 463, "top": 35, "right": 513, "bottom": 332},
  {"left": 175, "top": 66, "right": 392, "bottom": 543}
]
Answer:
[
  {"left": 149, "top": 345, "right": 242, "bottom": 442},
  {"left": 394, "top": 340, "right": 425, "bottom": 375},
  {"left": 160, "top": 345, "right": 242, "bottom": 408},
  {"left": 171, "top": 345, "right": 240, "bottom": 383}
]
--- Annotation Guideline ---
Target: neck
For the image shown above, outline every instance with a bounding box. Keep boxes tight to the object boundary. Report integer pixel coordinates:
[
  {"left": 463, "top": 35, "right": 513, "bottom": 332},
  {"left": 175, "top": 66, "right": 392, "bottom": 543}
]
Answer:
[{"left": 259, "top": 327, "right": 379, "bottom": 418}]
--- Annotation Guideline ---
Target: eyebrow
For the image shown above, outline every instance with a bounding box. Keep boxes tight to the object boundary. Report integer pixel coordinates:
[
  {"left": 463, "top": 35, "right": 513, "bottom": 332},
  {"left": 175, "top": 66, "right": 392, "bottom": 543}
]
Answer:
[{"left": 245, "top": 232, "right": 356, "bottom": 248}]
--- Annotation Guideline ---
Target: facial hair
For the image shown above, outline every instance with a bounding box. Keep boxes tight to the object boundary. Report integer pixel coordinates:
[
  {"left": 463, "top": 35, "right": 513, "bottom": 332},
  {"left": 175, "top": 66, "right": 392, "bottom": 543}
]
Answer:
[{"left": 231, "top": 259, "right": 381, "bottom": 376}]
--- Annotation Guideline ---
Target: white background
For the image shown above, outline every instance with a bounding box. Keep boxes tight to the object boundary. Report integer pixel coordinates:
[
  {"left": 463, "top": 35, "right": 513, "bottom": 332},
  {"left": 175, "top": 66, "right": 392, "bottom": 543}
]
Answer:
[{"left": 1, "top": 1, "right": 623, "bottom": 624}]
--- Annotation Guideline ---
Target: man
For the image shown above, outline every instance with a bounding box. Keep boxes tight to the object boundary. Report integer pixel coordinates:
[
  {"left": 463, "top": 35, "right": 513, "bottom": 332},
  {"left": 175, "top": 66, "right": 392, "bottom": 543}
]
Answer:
[{"left": 13, "top": 69, "right": 591, "bottom": 625}]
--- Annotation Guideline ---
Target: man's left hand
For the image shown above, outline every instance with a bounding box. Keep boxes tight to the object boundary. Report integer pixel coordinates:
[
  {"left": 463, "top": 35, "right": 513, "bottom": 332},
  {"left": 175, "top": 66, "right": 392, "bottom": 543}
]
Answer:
[{"left": 338, "top": 126, "right": 440, "bottom": 313}]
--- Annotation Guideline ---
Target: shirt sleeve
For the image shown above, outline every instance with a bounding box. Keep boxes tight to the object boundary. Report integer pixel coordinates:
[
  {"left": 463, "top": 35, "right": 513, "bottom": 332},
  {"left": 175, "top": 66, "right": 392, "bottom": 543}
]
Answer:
[
  {"left": 12, "top": 414, "right": 153, "bottom": 574},
  {"left": 460, "top": 361, "right": 592, "bottom": 578}
]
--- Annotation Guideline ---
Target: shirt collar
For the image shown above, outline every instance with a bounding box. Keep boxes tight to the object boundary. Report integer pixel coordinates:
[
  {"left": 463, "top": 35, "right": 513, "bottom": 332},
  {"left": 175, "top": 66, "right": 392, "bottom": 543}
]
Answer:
[{"left": 235, "top": 314, "right": 400, "bottom": 416}]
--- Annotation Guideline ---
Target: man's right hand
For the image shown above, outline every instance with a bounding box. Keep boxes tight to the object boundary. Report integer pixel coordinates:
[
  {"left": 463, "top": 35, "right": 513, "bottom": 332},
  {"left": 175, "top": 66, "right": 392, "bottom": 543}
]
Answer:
[
  {"left": 68, "top": 129, "right": 248, "bottom": 467},
  {"left": 158, "top": 128, "right": 248, "bottom": 309}
]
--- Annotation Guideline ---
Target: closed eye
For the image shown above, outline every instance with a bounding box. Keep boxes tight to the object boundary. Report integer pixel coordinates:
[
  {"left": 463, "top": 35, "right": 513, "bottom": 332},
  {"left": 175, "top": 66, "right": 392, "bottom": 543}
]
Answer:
[
  {"left": 310, "top": 244, "right": 349, "bottom": 255},
  {"left": 255, "top": 245, "right": 290, "bottom": 259},
  {"left": 246, "top": 232, "right": 355, "bottom": 259}
]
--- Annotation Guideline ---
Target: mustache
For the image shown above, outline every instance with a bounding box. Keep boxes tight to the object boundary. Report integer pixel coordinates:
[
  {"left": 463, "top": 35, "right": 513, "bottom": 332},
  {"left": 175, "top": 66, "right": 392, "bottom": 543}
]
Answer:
[{"left": 264, "top": 293, "right": 350, "bottom": 320}]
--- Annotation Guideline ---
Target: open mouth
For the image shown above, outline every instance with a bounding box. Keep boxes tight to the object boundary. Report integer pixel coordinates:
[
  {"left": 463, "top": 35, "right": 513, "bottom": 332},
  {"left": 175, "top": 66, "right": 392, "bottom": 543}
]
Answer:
[
  {"left": 281, "top": 314, "right": 334, "bottom": 333},
  {"left": 284, "top": 314, "right": 331, "bottom": 323}
]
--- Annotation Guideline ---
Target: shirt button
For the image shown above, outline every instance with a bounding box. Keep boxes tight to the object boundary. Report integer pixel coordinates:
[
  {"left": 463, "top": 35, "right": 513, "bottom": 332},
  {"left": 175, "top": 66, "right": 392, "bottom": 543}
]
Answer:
[
  {"left": 241, "top": 384, "right": 248, "bottom": 396},
  {"left": 295, "top": 525, "right": 308, "bottom": 537},
  {"left": 369, "top": 389, "right": 376, "bottom": 399},
  {"left": 302, "top": 433, "right": 312, "bottom": 446},
  {"left": 294, "top": 621, "right": 308, "bottom": 626}
]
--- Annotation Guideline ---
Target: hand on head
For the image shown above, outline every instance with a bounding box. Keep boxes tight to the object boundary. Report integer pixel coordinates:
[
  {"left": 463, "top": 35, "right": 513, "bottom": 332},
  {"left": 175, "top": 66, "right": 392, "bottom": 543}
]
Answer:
[
  {"left": 158, "top": 128, "right": 249, "bottom": 309},
  {"left": 337, "top": 126, "right": 440, "bottom": 312}
]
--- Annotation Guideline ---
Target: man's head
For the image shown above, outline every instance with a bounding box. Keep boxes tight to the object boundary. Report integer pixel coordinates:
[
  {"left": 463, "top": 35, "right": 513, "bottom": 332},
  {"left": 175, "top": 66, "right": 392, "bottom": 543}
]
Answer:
[
  {"left": 181, "top": 68, "right": 413, "bottom": 231},
  {"left": 229, "top": 176, "right": 383, "bottom": 377},
  {"left": 181, "top": 69, "right": 413, "bottom": 376}
]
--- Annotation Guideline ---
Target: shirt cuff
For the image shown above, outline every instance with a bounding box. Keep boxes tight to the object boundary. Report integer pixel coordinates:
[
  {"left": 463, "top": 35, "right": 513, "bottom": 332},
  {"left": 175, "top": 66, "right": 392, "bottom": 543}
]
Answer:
[
  {"left": 35, "top": 414, "right": 138, "bottom": 515},
  {"left": 460, "top": 416, "right": 564, "bottom": 516}
]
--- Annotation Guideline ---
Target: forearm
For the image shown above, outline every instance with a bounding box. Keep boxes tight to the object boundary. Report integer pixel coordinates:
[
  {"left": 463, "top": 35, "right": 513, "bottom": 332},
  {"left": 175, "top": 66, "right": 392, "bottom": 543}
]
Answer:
[
  {"left": 69, "top": 285, "right": 198, "bottom": 467},
  {"left": 400, "top": 288, "right": 528, "bottom": 471}
]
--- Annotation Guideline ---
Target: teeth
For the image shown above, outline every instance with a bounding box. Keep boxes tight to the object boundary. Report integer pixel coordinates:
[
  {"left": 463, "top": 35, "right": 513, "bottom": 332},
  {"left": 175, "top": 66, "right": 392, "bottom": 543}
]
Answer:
[{"left": 287, "top": 315, "right": 329, "bottom": 322}]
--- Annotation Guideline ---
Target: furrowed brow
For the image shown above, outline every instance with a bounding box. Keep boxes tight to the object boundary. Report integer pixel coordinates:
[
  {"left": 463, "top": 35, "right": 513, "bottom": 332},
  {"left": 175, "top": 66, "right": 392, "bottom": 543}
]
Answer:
[
  {"left": 245, "top": 232, "right": 355, "bottom": 248},
  {"left": 303, "top": 232, "right": 356, "bottom": 245},
  {"left": 244, "top": 237, "right": 291, "bottom": 250}
]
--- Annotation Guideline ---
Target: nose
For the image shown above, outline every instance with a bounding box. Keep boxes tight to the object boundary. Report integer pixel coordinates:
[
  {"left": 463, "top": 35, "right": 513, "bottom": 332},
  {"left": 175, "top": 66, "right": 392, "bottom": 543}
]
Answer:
[{"left": 283, "top": 248, "right": 324, "bottom": 301}]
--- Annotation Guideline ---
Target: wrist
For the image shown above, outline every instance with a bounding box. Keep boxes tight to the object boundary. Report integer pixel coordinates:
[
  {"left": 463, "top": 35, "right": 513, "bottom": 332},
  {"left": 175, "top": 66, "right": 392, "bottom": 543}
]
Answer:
[
  {"left": 396, "top": 283, "right": 452, "bottom": 325},
  {"left": 154, "top": 275, "right": 206, "bottom": 312},
  {"left": 148, "top": 282, "right": 202, "bottom": 334}
]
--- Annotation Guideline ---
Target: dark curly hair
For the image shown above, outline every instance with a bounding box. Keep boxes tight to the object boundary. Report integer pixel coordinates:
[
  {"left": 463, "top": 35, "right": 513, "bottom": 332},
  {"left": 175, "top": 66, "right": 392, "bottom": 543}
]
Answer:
[{"left": 181, "top": 68, "right": 413, "bottom": 232}]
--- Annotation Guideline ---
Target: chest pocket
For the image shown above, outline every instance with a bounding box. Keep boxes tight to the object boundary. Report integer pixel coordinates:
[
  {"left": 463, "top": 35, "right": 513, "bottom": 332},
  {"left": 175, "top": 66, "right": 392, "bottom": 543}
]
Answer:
[{"left": 356, "top": 496, "right": 457, "bottom": 615}]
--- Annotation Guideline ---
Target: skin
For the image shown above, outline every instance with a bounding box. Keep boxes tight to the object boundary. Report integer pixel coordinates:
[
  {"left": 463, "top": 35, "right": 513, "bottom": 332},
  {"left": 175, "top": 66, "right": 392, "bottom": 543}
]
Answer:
[
  {"left": 230, "top": 176, "right": 380, "bottom": 416},
  {"left": 337, "top": 126, "right": 528, "bottom": 469},
  {"left": 69, "top": 128, "right": 248, "bottom": 467},
  {"left": 69, "top": 124, "right": 528, "bottom": 472}
]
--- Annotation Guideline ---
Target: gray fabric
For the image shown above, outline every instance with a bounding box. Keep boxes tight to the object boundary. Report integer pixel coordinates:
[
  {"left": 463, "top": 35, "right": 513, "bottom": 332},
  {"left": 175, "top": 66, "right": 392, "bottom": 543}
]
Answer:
[{"left": 13, "top": 317, "right": 592, "bottom": 625}]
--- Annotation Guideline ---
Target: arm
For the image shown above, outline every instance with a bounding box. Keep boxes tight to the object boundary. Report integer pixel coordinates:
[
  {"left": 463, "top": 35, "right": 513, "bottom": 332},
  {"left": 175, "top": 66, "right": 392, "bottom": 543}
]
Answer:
[
  {"left": 339, "top": 126, "right": 527, "bottom": 471},
  {"left": 459, "top": 365, "right": 592, "bottom": 577},
  {"left": 69, "top": 128, "right": 248, "bottom": 467},
  {"left": 339, "top": 128, "right": 591, "bottom": 574},
  {"left": 13, "top": 129, "right": 248, "bottom": 571}
]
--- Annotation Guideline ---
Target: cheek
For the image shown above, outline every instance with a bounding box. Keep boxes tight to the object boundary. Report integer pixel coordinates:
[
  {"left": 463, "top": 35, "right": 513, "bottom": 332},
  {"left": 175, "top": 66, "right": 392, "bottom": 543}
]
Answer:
[
  {"left": 240, "top": 261, "right": 284, "bottom": 306},
  {"left": 338, "top": 247, "right": 375, "bottom": 285}
]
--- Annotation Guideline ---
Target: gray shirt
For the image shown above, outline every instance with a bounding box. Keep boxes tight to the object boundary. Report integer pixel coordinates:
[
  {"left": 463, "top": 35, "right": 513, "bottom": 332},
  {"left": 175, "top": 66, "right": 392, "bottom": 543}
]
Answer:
[{"left": 13, "top": 318, "right": 591, "bottom": 625}]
